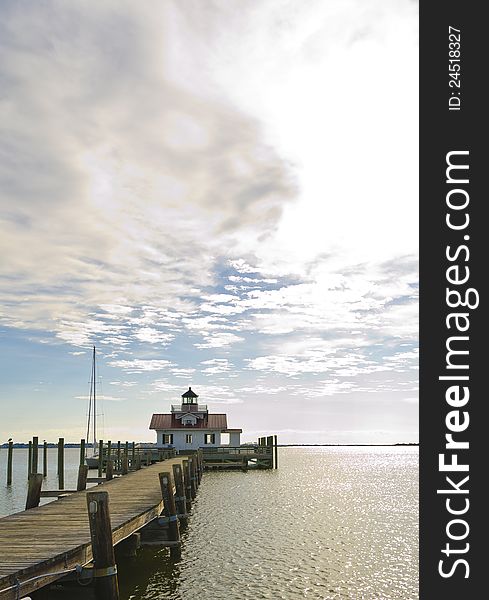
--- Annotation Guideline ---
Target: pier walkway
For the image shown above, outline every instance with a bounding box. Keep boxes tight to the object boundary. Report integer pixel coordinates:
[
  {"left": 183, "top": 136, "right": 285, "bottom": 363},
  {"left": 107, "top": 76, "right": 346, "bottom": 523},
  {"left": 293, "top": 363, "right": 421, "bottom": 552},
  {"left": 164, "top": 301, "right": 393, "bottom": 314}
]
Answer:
[{"left": 0, "top": 456, "right": 188, "bottom": 600}]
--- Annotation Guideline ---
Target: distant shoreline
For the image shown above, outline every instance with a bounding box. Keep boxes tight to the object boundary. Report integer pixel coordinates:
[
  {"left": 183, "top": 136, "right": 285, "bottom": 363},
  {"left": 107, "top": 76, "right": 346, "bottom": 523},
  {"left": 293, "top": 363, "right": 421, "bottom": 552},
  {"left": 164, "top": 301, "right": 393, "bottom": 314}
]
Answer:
[
  {"left": 1, "top": 442, "right": 419, "bottom": 448},
  {"left": 277, "top": 443, "right": 419, "bottom": 447}
]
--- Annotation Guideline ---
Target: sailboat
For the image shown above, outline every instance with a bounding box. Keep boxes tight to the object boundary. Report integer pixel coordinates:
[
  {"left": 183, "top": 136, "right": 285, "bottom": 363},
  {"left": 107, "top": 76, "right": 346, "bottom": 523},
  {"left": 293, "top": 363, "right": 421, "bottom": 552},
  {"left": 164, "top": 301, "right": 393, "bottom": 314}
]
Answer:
[{"left": 85, "top": 345, "right": 100, "bottom": 469}]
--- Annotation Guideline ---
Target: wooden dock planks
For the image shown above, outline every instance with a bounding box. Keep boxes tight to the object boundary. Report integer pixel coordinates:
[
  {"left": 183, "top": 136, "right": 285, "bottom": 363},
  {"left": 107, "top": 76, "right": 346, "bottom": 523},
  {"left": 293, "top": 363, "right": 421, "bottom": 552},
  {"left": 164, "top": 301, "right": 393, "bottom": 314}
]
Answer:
[{"left": 0, "top": 457, "right": 186, "bottom": 599}]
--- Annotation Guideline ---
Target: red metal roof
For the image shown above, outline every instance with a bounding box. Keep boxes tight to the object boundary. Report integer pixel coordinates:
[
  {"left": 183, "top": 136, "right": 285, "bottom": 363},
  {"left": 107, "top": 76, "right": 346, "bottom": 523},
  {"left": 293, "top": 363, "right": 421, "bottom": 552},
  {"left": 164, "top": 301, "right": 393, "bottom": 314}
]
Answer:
[{"left": 150, "top": 413, "right": 228, "bottom": 430}]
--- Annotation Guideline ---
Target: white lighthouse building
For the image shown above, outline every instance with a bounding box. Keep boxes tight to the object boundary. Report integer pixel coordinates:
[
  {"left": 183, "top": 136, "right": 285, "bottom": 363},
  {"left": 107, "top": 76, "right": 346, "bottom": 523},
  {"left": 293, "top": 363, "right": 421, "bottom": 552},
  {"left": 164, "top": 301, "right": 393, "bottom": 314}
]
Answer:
[{"left": 149, "top": 387, "right": 242, "bottom": 451}]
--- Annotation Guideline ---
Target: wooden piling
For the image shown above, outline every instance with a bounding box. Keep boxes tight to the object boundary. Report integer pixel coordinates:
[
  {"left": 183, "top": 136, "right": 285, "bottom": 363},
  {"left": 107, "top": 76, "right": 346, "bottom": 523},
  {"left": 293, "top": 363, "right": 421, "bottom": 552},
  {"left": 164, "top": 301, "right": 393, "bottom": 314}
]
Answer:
[
  {"left": 28, "top": 440, "right": 32, "bottom": 476},
  {"left": 199, "top": 449, "right": 204, "bottom": 481},
  {"left": 182, "top": 459, "right": 192, "bottom": 512},
  {"left": 121, "top": 455, "right": 128, "bottom": 476},
  {"left": 79, "top": 439, "right": 86, "bottom": 466},
  {"left": 106, "top": 459, "right": 114, "bottom": 481},
  {"left": 86, "top": 491, "right": 120, "bottom": 600},
  {"left": 131, "top": 442, "right": 136, "bottom": 469},
  {"left": 7, "top": 439, "right": 13, "bottom": 486},
  {"left": 117, "top": 441, "right": 121, "bottom": 470},
  {"left": 32, "top": 436, "right": 39, "bottom": 474},
  {"left": 117, "top": 533, "right": 140, "bottom": 558},
  {"left": 77, "top": 464, "right": 89, "bottom": 491},
  {"left": 43, "top": 440, "right": 48, "bottom": 477},
  {"left": 189, "top": 458, "right": 197, "bottom": 500},
  {"left": 26, "top": 473, "right": 43, "bottom": 510},
  {"left": 58, "top": 438, "right": 64, "bottom": 490},
  {"left": 158, "top": 472, "right": 181, "bottom": 559},
  {"left": 274, "top": 434, "right": 278, "bottom": 469},
  {"left": 107, "top": 440, "right": 112, "bottom": 470},
  {"left": 146, "top": 451, "right": 151, "bottom": 467},
  {"left": 195, "top": 453, "right": 201, "bottom": 485},
  {"left": 98, "top": 440, "right": 104, "bottom": 477},
  {"left": 172, "top": 463, "right": 188, "bottom": 528},
  {"left": 194, "top": 451, "right": 201, "bottom": 483}
]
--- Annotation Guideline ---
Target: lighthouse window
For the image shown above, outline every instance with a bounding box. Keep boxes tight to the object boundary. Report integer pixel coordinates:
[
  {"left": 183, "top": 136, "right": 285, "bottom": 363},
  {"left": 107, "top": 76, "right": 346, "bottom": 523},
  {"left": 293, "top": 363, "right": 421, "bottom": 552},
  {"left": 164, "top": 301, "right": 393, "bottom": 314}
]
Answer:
[
  {"left": 185, "top": 434, "right": 192, "bottom": 444},
  {"left": 204, "top": 433, "right": 215, "bottom": 444}
]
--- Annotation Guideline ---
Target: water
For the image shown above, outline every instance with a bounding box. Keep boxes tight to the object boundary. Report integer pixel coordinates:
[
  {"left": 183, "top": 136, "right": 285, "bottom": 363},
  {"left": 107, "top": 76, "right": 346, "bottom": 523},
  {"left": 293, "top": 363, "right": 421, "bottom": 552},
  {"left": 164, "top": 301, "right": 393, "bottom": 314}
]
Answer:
[
  {"left": 0, "top": 447, "right": 86, "bottom": 516},
  {"left": 0, "top": 447, "right": 418, "bottom": 599}
]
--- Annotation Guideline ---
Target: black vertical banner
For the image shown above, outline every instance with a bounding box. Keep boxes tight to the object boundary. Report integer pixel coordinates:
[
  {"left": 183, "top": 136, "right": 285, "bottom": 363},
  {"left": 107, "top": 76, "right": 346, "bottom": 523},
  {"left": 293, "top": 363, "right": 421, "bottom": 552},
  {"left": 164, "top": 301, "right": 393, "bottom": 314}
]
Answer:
[{"left": 420, "top": 2, "right": 486, "bottom": 598}]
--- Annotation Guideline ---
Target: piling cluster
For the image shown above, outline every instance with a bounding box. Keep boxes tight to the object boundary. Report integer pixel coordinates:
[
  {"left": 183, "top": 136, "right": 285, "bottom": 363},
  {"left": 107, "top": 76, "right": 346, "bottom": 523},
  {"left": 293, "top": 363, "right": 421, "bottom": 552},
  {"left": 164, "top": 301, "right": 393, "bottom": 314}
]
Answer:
[{"left": 86, "top": 451, "right": 203, "bottom": 600}]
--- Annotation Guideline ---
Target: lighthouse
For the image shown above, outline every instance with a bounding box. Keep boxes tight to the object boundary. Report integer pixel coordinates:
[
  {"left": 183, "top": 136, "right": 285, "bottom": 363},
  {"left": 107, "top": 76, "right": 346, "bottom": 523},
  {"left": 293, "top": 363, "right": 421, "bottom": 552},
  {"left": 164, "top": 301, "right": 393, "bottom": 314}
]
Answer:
[{"left": 149, "top": 387, "right": 242, "bottom": 451}]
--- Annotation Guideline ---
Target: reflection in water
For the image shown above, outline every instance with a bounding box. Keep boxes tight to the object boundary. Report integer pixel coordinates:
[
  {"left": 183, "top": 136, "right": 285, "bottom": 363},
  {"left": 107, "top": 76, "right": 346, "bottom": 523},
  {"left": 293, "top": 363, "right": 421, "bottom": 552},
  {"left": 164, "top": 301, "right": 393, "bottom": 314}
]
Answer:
[
  {"left": 119, "top": 547, "right": 183, "bottom": 599},
  {"left": 117, "top": 447, "right": 418, "bottom": 600}
]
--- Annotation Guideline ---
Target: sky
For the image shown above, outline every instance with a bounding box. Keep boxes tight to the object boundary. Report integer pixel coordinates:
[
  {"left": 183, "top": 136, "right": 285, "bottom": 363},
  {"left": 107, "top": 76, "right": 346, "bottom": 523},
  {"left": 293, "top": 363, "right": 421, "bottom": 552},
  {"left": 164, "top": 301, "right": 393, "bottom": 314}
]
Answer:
[{"left": 0, "top": 0, "right": 418, "bottom": 444}]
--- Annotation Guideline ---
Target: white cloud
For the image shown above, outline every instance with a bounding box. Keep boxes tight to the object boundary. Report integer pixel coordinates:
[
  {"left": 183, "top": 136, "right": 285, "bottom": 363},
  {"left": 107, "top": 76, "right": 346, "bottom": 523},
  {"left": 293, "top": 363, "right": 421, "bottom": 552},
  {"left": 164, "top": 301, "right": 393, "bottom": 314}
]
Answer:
[
  {"left": 194, "top": 332, "right": 244, "bottom": 349},
  {"left": 134, "top": 327, "right": 174, "bottom": 345},
  {"left": 75, "top": 394, "right": 124, "bottom": 402},
  {"left": 108, "top": 359, "right": 174, "bottom": 373},
  {"left": 0, "top": 0, "right": 418, "bottom": 444}
]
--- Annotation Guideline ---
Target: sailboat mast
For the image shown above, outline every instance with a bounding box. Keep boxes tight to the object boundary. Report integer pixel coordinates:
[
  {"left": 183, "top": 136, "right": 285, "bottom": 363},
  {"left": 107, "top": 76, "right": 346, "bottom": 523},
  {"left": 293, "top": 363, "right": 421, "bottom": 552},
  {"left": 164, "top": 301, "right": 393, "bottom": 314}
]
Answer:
[{"left": 93, "top": 345, "right": 96, "bottom": 450}]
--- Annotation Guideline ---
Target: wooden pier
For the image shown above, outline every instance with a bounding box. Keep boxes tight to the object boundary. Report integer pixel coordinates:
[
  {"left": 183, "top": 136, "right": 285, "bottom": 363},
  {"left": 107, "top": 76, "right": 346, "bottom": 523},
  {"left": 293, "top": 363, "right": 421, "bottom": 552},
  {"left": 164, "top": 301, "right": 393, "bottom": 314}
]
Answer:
[
  {"left": 0, "top": 452, "right": 203, "bottom": 600},
  {"left": 200, "top": 435, "right": 278, "bottom": 470},
  {"left": 0, "top": 434, "right": 278, "bottom": 599}
]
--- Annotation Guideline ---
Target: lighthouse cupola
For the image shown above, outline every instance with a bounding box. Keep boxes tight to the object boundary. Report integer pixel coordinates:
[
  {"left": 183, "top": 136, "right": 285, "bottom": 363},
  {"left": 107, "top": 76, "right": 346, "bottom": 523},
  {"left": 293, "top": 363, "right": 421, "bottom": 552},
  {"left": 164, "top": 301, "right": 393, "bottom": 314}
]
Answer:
[{"left": 182, "top": 386, "right": 198, "bottom": 407}]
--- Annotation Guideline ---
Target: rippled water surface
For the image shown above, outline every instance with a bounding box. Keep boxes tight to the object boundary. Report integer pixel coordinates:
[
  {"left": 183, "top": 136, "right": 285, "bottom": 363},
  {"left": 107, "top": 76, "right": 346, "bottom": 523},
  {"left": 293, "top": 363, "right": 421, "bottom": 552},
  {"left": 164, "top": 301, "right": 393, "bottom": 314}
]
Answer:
[
  {"left": 117, "top": 447, "right": 418, "bottom": 600},
  {"left": 0, "top": 447, "right": 417, "bottom": 599}
]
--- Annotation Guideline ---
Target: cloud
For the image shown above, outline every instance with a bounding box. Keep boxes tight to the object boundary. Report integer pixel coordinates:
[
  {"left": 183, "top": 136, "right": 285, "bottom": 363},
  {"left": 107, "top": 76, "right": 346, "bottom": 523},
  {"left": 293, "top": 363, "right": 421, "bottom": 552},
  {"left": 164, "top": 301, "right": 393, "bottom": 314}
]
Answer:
[
  {"left": 193, "top": 332, "right": 245, "bottom": 349},
  {"left": 75, "top": 395, "right": 124, "bottom": 402},
  {"left": 0, "top": 0, "right": 418, "bottom": 444},
  {"left": 134, "top": 327, "right": 175, "bottom": 346},
  {"left": 107, "top": 359, "right": 174, "bottom": 373},
  {"left": 0, "top": 0, "right": 296, "bottom": 347},
  {"left": 200, "top": 358, "right": 233, "bottom": 375}
]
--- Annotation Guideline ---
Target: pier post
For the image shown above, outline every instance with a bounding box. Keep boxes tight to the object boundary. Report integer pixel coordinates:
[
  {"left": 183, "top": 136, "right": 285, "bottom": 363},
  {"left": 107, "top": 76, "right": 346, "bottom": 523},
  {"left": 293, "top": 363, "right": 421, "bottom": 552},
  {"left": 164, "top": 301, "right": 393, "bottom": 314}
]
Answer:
[
  {"left": 198, "top": 449, "right": 204, "bottom": 481},
  {"left": 58, "top": 438, "right": 64, "bottom": 489},
  {"left": 274, "top": 435, "right": 278, "bottom": 469},
  {"left": 172, "top": 463, "right": 188, "bottom": 528},
  {"left": 98, "top": 440, "right": 104, "bottom": 477},
  {"left": 146, "top": 451, "right": 151, "bottom": 467},
  {"left": 32, "top": 436, "right": 39, "bottom": 474},
  {"left": 158, "top": 472, "right": 181, "bottom": 559},
  {"left": 131, "top": 442, "right": 136, "bottom": 469},
  {"left": 117, "top": 441, "right": 121, "bottom": 471},
  {"left": 80, "top": 439, "right": 86, "bottom": 466},
  {"left": 26, "top": 473, "right": 43, "bottom": 510},
  {"left": 189, "top": 458, "right": 197, "bottom": 499},
  {"left": 28, "top": 440, "right": 32, "bottom": 476},
  {"left": 77, "top": 464, "right": 89, "bottom": 491},
  {"left": 43, "top": 440, "right": 48, "bottom": 477},
  {"left": 106, "top": 459, "right": 114, "bottom": 481},
  {"left": 86, "top": 491, "right": 120, "bottom": 600},
  {"left": 194, "top": 451, "right": 201, "bottom": 484},
  {"left": 121, "top": 455, "right": 128, "bottom": 475},
  {"left": 107, "top": 440, "right": 112, "bottom": 472},
  {"left": 7, "top": 439, "right": 13, "bottom": 485},
  {"left": 195, "top": 456, "right": 200, "bottom": 489},
  {"left": 267, "top": 436, "right": 274, "bottom": 469},
  {"left": 182, "top": 459, "right": 192, "bottom": 512},
  {"left": 117, "top": 533, "right": 141, "bottom": 558}
]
